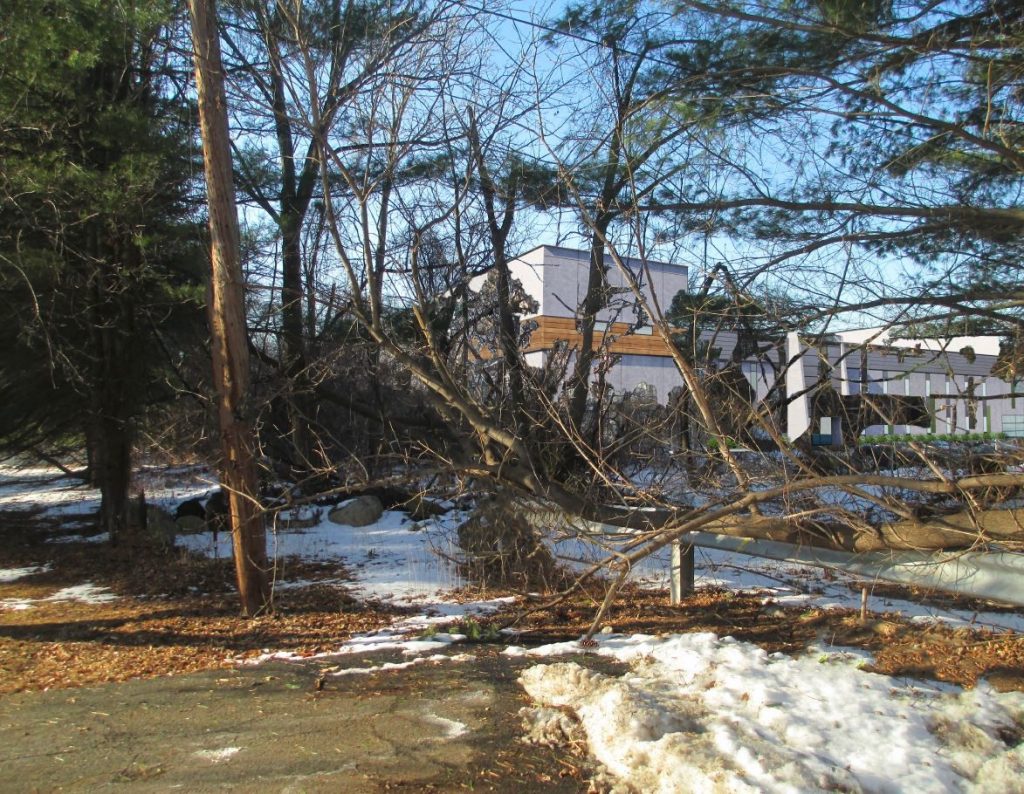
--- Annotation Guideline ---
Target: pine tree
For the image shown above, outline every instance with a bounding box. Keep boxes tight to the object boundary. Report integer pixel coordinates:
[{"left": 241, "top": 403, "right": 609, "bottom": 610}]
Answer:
[{"left": 0, "top": 0, "right": 205, "bottom": 542}]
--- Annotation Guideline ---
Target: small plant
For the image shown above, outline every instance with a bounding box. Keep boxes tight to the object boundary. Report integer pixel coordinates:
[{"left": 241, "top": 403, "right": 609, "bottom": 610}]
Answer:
[{"left": 455, "top": 616, "right": 501, "bottom": 642}]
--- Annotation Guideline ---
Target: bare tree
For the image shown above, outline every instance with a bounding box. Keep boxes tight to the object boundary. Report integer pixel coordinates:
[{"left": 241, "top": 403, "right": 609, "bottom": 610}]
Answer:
[{"left": 200, "top": 0, "right": 1024, "bottom": 627}]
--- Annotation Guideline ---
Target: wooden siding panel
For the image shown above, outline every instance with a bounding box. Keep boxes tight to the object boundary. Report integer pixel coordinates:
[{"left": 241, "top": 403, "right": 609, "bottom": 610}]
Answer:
[{"left": 525, "top": 316, "right": 675, "bottom": 357}]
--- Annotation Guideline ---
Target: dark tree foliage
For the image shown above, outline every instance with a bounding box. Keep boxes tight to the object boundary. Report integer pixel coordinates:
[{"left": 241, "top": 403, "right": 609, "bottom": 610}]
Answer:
[{"left": 0, "top": 0, "right": 206, "bottom": 540}]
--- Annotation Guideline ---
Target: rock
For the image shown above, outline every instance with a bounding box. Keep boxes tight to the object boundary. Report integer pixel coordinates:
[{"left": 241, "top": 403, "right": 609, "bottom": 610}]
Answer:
[
  {"left": 328, "top": 495, "right": 384, "bottom": 527},
  {"left": 175, "top": 497, "right": 205, "bottom": 521},
  {"left": 405, "top": 494, "right": 447, "bottom": 521}
]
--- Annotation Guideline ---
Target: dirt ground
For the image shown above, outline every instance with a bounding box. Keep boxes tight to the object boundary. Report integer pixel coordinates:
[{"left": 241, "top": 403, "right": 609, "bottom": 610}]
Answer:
[{"left": 3, "top": 506, "right": 1024, "bottom": 698}]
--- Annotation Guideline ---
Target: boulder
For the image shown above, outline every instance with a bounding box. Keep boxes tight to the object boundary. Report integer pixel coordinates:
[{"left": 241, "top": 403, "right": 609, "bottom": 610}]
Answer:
[
  {"left": 175, "top": 497, "right": 206, "bottom": 521},
  {"left": 328, "top": 495, "right": 384, "bottom": 527}
]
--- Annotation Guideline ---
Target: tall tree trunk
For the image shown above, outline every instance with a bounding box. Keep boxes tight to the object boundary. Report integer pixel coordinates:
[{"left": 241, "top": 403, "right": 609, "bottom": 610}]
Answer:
[
  {"left": 94, "top": 403, "right": 132, "bottom": 544},
  {"left": 188, "top": 0, "right": 270, "bottom": 616},
  {"left": 88, "top": 236, "right": 135, "bottom": 545},
  {"left": 93, "top": 304, "right": 133, "bottom": 546},
  {"left": 281, "top": 209, "right": 314, "bottom": 475},
  {"left": 567, "top": 226, "right": 611, "bottom": 440},
  {"left": 266, "top": 18, "right": 314, "bottom": 476}
]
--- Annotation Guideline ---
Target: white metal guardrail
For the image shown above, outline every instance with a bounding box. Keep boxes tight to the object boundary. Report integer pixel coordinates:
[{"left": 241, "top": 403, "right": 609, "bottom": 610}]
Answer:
[
  {"left": 524, "top": 508, "right": 1024, "bottom": 608},
  {"left": 673, "top": 532, "right": 1024, "bottom": 608}
]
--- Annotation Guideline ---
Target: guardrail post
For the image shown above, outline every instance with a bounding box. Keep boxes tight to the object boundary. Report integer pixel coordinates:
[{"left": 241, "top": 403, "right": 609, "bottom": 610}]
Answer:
[{"left": 671, "top": 541, "right": 695, "bottom": 604}]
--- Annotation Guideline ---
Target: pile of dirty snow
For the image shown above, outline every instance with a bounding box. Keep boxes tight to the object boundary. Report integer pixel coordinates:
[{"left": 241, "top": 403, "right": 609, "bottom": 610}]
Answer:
[{"left": 510, "top": 633, "right": 1024, "bottom": 793}]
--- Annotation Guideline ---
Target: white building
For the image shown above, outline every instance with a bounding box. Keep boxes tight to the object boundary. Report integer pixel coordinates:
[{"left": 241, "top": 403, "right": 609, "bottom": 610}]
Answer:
[
  {"left": 788, "top": 329, "right": 1021, "bottom": 443},
  {"left": 497, "top": 245, "right": 1023, "bottom": 441},
  {"left": 498, "top": 244, "right": 689, "bottom": 400}
]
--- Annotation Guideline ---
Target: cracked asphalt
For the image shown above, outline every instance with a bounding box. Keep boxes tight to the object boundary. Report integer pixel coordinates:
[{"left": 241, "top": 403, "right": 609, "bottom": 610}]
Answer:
[{"left": 0, "top": 646, "right": 585, "bottom": 792}]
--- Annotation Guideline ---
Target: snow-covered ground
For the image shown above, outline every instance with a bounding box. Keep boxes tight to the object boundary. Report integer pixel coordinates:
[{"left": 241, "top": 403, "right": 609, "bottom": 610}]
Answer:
[
  {"left": 179, "top": 506, "right": 470, "bottom": 604},
  {"left": 3, "top": 463, "right": 1024, "bottom": 791},
  {"left": 510, "top": 633, "right": 1024, "bottom": 793}
]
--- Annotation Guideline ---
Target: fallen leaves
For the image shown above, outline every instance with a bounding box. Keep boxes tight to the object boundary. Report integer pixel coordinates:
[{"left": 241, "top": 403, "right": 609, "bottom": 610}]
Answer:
[
  {"left": 0, "top": 510, "right": 410, "bottom": 694},
  {"left": 2, "top": 507, "right": 1024, "bottom": 696}
]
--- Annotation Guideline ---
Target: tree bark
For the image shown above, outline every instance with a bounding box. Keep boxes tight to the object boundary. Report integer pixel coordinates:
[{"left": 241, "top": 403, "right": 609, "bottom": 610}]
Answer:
[
  {"left": 188, "top": 0, "right": 270, "bottom": 616},
  {"left": 267, "top": 19, "right": 314, "bottom": 476},
  {"left": 93, "top": 397, "right": 132, "bottom": 545},
  {"left": 88, "top": 232, "right": 135, "bottom": 545}
]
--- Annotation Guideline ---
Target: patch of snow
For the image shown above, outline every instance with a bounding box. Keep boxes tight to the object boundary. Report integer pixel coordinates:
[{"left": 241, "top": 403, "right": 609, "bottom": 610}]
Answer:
[
  {"left": 420, "top": 713, "right": 469, "bottom": 739},
  {"left": 625, "top": 544, "right": 1024, "bottom": 634},
  {"left": 0, "top": 462, "right": 213, "bottom": 519},
  {"left": 45, "top": 532, "right": 110, "bottom": 544},
  {"left": 242, "top": 630, "right": 465, "bottom": 666},
  {"left": 514, "top": 632, "right": 1024, "bottom": 793},
  {"left": 328, "top": 653, "right": 452, "bottom": 676},
  {"left": 179, "top": 508, "right": 470, "bottom": 605},
  {"left": 1, "top": 582, "right": 118, "bottom": 611},
  {"left": 0, "top": 564, "right": 51, "bottom": 583},
  {"left": 242, "top": 596, "right": 513, "bottom": 666},
  {"left": 44, "top": 583, "right": 118, "bottom": 604},
  {"left": 193, "top": 747, "right": 242, "bottom": 763},
  {"left": 0, "top": 598, "right": 35, "bottom": 611}
]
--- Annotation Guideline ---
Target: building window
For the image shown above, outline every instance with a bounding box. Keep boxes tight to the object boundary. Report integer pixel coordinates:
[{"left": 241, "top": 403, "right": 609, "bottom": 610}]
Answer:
[
  {"left": 741, "top": 361, "right": 759, "bottom": 391},
  {"left": 847, "top": 367, "right": 862, "bottom": 395}
]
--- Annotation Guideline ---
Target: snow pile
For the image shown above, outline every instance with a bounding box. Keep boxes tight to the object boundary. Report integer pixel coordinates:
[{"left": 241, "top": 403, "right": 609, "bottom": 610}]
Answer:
[
  {"left": 193, "top": 747, "right": 241, "bottom": 763},
  {"left": 514, "top": 632, "right": 1024, "bottom": 793}
]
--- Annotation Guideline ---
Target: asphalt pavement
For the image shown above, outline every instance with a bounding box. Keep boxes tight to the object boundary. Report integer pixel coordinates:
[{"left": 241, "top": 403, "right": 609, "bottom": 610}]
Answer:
[{"left": 0, "top": 646, "right": 587, "bottom": 792}]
